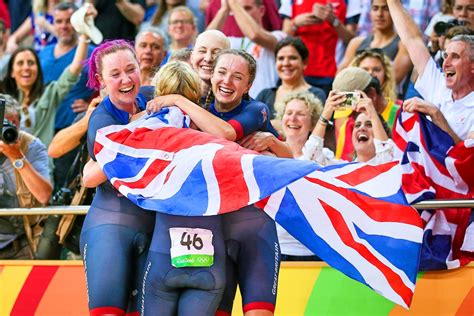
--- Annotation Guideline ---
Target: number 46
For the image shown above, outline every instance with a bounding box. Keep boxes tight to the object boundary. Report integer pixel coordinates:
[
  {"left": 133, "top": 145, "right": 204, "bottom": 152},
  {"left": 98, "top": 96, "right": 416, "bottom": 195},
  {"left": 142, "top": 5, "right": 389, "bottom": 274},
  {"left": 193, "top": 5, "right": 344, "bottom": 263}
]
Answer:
[{"left": 180, "top": 232, "right": 203, "bottom": 250}]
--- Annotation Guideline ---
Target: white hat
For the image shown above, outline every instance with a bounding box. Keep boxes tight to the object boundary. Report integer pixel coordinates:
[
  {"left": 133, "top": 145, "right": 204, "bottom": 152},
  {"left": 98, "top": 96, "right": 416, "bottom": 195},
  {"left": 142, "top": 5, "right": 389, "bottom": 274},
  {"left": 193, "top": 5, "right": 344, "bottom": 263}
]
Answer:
[{"left": 70, "top": 6, "right": 103, "bottom": 45}]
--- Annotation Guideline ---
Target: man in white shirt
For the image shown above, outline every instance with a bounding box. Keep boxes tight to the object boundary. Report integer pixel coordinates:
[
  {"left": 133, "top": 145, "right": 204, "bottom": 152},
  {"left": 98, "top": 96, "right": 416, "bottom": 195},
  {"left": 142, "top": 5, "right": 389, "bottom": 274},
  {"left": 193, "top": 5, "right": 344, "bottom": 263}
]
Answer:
[{"left": 387, "top": 0, "right": 474, "bottom": 142}]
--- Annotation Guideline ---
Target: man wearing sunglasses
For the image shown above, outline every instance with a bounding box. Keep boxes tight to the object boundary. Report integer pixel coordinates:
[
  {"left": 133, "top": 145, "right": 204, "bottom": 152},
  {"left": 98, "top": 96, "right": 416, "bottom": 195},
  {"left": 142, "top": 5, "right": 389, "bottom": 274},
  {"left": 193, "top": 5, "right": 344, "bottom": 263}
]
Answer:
[{"left": 387, "top": 0, "right": 474, "bottom": 143}]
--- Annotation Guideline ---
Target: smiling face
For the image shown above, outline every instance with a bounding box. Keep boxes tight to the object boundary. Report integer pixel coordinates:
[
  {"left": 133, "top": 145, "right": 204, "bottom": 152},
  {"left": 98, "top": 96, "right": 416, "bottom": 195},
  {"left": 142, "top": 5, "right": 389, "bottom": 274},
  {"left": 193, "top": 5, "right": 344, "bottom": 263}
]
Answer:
[
  {"left": 54, "top": 8, "right": 76, "bottom": 45},
  {"left": 168, "top": 10, "right": 196, "bottom": 44},
  {"left": 276, "top": 45, "right": 306, "bottom": 84},
  {"left": 352, "top": 113, "right": 376, "bottom": 160},
  {"left": 282, "top": 99, "right": 312, "bottom": 139},
  {"left": 135, "top": 32, "right": 166, "bottom": 71},
  {"left": 211, "top": 54, "right": 252, "bottom": 110},
  {"left": 442, "top": 40, "right": 474, "bottom": 95},
  {"left": 97, "top": 49, "right": 141, "bottom": 109},
  {"left": 370, "top": 0, "right": 393, "bottom": 31},
  {"left": 11, "top": 50, "right": 39, "bottom": 91},
  {"left": 191, "top": 32, "right": 229, "bottom": 83},
  {"left": 453, "top": 0, "right": 474, "bottom": 26},
  {"left": 358, "top": 56, "right": 386, "bottom": 86}
]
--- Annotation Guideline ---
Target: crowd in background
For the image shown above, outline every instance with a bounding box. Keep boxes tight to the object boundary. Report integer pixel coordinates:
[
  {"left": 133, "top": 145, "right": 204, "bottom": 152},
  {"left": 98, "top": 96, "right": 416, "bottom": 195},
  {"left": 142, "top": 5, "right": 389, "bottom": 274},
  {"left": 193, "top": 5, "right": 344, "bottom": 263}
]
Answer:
[{"left": 0, "top": 0, "right": 472, "bottom": 261}]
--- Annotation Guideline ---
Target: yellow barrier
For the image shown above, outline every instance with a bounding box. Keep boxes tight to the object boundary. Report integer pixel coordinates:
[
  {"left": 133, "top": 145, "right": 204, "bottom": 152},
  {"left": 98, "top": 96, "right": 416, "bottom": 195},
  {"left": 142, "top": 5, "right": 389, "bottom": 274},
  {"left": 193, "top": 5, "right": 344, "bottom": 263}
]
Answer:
[{"left": 0, "top": 261, "right": 472, "bottom": 315}]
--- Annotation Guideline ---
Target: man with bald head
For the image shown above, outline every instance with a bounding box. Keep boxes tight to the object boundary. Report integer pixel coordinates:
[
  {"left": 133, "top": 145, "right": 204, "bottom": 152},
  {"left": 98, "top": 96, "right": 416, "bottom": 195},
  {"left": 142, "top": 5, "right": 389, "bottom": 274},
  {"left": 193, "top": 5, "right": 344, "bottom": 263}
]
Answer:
[{"left": 190, "top": 30, "right": 230, "bottom": 101}]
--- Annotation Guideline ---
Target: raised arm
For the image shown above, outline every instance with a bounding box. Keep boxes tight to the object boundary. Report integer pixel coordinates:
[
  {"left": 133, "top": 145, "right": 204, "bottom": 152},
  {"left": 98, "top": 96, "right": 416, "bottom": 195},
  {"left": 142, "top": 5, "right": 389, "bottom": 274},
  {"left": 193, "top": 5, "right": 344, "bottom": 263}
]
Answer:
[
  {"left": 48, "top": 97, "right": 100, "bottom": 158},
  {"left": 115, "top": 0, "right": 145, "bottom": 26},
  {"left": 386, "top": 0, "right": 430, "bottom": 76}
]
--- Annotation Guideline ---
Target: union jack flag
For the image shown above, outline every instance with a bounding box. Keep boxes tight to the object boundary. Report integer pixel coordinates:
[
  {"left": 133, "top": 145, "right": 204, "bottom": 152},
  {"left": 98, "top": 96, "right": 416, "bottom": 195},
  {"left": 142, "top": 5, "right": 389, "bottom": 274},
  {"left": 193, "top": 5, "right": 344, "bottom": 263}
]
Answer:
[
  {"left": 94, "top": 107, "right": 424, "bottom": 308},
  {"left": 392, "top": 111, "right": 474, "bottom": 270}
]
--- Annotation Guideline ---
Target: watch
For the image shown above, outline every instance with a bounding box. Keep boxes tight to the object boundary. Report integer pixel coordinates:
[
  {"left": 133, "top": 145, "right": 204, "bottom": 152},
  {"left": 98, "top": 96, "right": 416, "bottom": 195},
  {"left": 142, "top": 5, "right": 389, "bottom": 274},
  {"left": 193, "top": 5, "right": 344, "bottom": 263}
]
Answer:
[
  {"left": 13, "top": 157, "right": 26, "bottom": 170},
  {"left": 332, "top": 18, "right": 340, "bottom": 27}
]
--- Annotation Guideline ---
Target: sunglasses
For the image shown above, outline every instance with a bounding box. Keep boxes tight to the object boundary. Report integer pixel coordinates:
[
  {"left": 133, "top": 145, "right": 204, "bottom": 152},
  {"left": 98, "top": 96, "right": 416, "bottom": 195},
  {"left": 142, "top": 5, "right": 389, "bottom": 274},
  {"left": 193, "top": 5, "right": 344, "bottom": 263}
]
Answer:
[{"left": 21, "top": 105, "right": 32, "bottom": 128}]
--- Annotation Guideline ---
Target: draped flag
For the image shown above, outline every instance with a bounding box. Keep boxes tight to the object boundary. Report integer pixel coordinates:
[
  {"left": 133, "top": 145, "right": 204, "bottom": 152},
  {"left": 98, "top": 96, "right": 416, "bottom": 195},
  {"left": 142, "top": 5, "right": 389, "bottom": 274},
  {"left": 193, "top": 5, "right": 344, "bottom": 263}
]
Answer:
[
  {"left": 392, "top": 111, "right": 474, "bottom": 270},
  {"left": 94, "top": 107, "right": 423, "bottom": 308}
]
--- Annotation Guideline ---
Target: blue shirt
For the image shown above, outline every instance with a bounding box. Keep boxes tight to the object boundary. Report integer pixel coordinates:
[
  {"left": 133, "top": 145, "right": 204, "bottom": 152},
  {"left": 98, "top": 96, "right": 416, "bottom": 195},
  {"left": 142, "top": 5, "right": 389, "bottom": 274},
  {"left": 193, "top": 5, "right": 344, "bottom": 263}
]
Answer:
[
  {"left": 210, "top": 98, "right": 278, "bottom": 140},
  {"left": 39, "top": 44, "right": 95, "bottom": 130}
]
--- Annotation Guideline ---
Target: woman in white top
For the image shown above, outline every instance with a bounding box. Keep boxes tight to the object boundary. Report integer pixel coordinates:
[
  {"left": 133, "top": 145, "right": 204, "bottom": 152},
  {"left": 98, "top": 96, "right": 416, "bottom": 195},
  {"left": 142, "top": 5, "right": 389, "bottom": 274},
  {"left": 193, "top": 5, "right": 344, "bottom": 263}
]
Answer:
[
  {"left": 303, "top": 90, "right": 394, "bottom": 166},
  {"left": 275, "top": 89, "right": 394, "bottom": 260}
]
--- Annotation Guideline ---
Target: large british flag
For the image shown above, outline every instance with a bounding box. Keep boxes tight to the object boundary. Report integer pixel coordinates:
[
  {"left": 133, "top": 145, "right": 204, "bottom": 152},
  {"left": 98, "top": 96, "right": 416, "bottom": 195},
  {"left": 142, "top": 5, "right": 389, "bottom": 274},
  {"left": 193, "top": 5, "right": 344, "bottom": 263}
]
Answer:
[
  {"left": 94, "top": 107, "right": 424, "bottom": 308},
  {"left": 392, "top": 111, "right": 474, "bottom": 270}
]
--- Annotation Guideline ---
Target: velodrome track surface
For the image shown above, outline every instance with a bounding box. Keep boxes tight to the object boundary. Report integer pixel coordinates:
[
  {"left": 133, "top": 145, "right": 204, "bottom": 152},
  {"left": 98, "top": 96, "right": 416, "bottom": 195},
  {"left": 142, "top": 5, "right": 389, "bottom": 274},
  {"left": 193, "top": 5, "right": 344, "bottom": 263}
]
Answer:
[{"left": 1, "top": 261, "right": 472, "bottom": 315}]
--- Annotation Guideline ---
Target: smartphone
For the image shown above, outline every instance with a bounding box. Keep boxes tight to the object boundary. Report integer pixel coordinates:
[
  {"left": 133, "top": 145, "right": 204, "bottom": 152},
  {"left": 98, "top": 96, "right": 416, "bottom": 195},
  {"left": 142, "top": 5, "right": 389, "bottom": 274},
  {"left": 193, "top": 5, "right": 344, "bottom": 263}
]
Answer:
[{"left": 336, "top": 91, "right": 361, "bottom": 109}]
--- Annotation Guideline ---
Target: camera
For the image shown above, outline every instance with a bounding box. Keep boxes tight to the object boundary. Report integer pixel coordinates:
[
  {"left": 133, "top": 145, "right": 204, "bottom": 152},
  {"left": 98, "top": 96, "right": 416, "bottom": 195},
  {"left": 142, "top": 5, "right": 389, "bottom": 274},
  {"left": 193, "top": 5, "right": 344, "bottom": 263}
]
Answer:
[
  {"left": 52, "top": 187, "right": 73, "bottom": 206},
  {"left": 336, "top": 91, "right": 361, "bottom": 109},
  {"left": 434, "top": 19, "right": 467, "bottom": 37},
  {"left": 2, "top": 119, "right": 18, "bottom": 144}
]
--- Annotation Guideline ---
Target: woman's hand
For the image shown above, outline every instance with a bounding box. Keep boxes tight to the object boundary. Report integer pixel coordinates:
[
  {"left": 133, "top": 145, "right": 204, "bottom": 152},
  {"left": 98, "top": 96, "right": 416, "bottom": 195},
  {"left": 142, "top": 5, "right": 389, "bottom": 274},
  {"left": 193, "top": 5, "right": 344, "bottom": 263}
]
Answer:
[
  {"left": 353, "top": 91, "right": 378, "bottom": 119},
  {"left": 238, "top": 132, "right": 276, "bottom": 152},
  {"left": 146, "top": 95, "right": 182, "bottom": 114},
  {"left": 323, "top": 90, "right": 345, "bottom": 116}
]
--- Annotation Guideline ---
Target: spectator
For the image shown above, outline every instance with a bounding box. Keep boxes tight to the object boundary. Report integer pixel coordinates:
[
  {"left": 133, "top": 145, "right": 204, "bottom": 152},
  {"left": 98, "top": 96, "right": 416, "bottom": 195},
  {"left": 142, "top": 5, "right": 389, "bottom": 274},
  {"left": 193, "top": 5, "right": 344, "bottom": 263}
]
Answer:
[
  {"left": 0, "top": 19, "right": 10, "bottom": 81},
  {"left": 1, "top": 13, "right": 92, "bottom": 146},
  {"left": 331, "top": 67, "right": 398, "bottom": 161},
  {"left": 7, "top": 0, "right": 31, "bottom": 33},
  {"left": 145, "top": 0, "right": 186, "bottom": 39},
  {"left": 304, "top": 88, "right": 394, "bottom": 165},
  {"left": 162, "top": 6, "right": 196, "bottom": 64},
  {"left": 93, "top": 0, "right": 146, "bottom": 41},
  {"left": 424, "top": 0, "right": 455, "bottom": 42},
  {"left": 274, "top": 91, "right": 324, "bottom": 261},
  {"left": 35, "top": 97, "right": 101, "bottom": 261},
  {"left": 0, "top": 93, "right": 52, "bottom": 259},
  {"left": 453, "top": 0, "right": 474, "bottom": 26},
  {"left": 338, "top": 0, "right": 412, "bottom": 85},
  {"left": 387, "top": 0, "right": 474, "bottom": 142},
  {"left": 256, "top": 37, "right": 326, "bottom": 120},
  {"left": 38, "top": 2, "right": 95, "bottom": 192},
  {"left": 6, "top": 0, "right": 59, "bottom": 53},
  {"left": 279, "top": 0, "right": 348, "bottom": 95},
  {"left": 205, "top": 0, "right": 282, "bottom": 37},
  {"left": 135, "top": 27, "right": 167, "bottom": 85},
  {"left": 169, "top": 47, "right": 192, "bottom": 63},
  {"left": 350, "top": 48, "right": 397, "bottom": 103},
  {"left": 207, "top": 0, "right": 286, "bottom": 97},
  {"left": 357, "top": 0, "right": 440, "bottom": 37}
]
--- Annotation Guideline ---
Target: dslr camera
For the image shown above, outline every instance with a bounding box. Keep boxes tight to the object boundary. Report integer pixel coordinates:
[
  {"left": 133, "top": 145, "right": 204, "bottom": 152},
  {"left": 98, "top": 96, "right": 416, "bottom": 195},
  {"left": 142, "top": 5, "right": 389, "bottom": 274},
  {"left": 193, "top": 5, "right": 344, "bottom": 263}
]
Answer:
[
  {"left": 2, "top": 119, "right": 19, "bottom": 144},
  {"left": 434, "top": 19, "right": 467, "bottom": 37}
]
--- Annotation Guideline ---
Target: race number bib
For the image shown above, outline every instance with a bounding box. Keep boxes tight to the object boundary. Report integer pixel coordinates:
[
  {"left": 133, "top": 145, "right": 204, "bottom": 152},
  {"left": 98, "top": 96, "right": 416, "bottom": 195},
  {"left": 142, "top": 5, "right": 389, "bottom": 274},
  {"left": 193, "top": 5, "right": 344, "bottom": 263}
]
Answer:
[{"left": 169, "top": 227, "right": 214, "bottom": 268}]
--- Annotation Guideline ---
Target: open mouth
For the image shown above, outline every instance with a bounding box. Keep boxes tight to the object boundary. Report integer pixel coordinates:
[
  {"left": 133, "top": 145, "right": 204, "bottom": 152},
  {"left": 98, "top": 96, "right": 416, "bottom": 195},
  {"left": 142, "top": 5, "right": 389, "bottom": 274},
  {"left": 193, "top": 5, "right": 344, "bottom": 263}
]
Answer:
[
  {"left": 286, "top": 124, "right": 301, "bottom": 130},
  {"left": 445, "top": 71, "right": 455, "bottom": 78},
  {"left": 119, "top": 86, "right": 135, "bottom": 94},
  {"left": 218, "top": 86, "right": 234, "bottom": 96},
  {"left": 357, "top": 134, "right": 369, "bottom": 143}
]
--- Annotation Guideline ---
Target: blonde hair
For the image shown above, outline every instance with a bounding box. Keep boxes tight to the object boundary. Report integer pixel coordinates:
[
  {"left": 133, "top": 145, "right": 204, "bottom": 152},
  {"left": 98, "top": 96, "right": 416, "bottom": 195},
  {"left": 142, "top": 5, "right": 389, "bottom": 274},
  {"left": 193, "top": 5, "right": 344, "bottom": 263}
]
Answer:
[
  {"left": 350, "top": 50, "right": 397, "bottom": 103},
  {"left": 152, "top": 61, "right": 201, "bottom": 104},
  {"left": 277, "top": 91, "right": 323, "bottom": 130}
]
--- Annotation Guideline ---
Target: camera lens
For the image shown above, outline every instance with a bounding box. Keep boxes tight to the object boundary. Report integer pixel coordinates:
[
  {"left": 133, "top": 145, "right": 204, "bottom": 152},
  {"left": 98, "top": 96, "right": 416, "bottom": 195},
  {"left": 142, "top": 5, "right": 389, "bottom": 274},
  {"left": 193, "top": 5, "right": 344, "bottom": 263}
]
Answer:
[
  {"left": 2, "top": 120, "right": 19, "bottom": 144},
  {"left": 434, "top": 21, "right": 448, "bottom": 36}
]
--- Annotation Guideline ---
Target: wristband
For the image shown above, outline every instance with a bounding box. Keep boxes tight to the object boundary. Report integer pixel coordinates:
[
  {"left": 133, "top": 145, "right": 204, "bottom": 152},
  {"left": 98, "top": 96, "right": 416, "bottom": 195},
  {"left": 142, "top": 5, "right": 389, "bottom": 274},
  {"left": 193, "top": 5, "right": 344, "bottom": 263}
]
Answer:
[{"left": 319, "top": 115, "right": 333, "bottom": 126}]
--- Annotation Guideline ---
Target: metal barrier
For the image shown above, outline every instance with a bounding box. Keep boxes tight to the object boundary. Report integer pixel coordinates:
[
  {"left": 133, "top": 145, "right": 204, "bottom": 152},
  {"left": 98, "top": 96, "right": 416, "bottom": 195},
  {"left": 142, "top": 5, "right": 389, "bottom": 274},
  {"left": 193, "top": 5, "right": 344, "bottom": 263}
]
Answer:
[{"left": 0, "top": 199, "right": 473, "bottom": 215}]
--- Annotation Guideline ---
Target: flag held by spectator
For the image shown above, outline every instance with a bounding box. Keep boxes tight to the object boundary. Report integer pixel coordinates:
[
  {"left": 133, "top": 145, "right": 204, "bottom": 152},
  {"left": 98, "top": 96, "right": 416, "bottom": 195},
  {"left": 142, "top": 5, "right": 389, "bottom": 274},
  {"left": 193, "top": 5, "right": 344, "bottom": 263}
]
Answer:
[{"left": 392, "top": 111, "right": 474, "bottom": 270}]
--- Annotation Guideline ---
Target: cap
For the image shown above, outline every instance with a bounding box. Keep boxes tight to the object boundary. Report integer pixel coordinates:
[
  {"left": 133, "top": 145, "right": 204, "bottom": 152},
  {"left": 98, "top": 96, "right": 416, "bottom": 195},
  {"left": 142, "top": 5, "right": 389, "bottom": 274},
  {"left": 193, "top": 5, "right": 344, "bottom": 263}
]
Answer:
[
  {"left": 70, "top": 6, "right": 103, "bottom": 45},
  {"left": 332, "top": 67, "right": 372, "bottom": 92}
]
